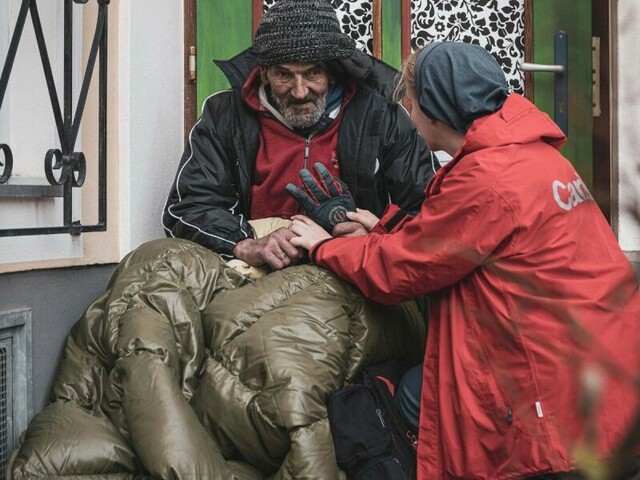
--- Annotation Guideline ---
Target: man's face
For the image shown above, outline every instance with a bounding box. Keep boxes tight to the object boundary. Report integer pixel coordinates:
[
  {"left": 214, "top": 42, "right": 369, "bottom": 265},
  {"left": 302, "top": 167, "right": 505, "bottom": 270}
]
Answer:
[{"left": 262, "top": 63, "right": 332, "bottom": 129}]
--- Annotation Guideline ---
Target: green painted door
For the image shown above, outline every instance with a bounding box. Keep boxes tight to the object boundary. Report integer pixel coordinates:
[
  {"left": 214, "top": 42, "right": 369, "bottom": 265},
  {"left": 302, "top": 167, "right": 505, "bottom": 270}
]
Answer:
[
  {"left": 381, "top": 1, "right": 403, "bottom": 70},
  {"left": 196, "top": 0, "right": 254, "bottom": 108},
  {"left": 532, "top": 0, "right": 593, "bottom": 189}
]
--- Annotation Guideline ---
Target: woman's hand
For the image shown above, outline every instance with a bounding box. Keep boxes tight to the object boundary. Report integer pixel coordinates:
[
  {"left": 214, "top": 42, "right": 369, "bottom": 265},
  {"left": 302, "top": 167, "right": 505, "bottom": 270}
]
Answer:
[
  {"left": 290, "top": 215, "right": 332, "bottom": 251},
  {"left": 331, "top": 221, "right": 369, "bottom": 237},
  {"left": 346, "top": 209, "right": 379, "bottom": 231},
  {"left": 331, "top": 209, "right": 380, "bottom": 237},
  {"left": 290, "top": 209, "right": 378, "bottom": 251}
]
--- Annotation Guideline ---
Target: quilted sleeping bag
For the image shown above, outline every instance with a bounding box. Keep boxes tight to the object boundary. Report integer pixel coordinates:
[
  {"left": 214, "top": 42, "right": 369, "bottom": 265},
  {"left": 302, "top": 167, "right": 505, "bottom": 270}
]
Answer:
[{"left": 9, "top": 238, "right": 426, "bottom": 479}]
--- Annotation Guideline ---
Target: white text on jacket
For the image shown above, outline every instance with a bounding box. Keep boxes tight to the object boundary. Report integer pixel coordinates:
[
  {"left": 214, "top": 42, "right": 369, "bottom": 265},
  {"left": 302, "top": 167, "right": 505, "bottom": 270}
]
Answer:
[{"left": 552, "top": 176, "right": 594, "bottom": 211}]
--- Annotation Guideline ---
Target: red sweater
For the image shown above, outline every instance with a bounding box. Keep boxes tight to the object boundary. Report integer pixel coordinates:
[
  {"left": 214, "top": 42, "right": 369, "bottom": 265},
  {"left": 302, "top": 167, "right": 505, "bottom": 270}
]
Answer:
[{"left": 242, "top": 68, "right": 354, "bottom": 220}]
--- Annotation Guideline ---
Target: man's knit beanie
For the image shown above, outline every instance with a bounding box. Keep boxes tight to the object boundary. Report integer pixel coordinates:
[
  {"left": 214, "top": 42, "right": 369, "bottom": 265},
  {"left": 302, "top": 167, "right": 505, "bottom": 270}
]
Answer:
[{"left": 253, "top": 0, "right": 373, "bottom": 81}]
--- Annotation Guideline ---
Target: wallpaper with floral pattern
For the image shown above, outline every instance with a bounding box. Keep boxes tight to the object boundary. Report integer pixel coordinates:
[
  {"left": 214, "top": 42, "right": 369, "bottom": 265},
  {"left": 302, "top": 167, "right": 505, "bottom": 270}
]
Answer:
[{"left": 412, "top": 0, "right": 524, "bottom": 92}]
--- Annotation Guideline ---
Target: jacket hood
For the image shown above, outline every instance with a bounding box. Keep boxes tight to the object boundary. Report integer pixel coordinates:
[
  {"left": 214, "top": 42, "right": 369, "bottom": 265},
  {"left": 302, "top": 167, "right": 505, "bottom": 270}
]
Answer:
[
  {"left": 458, "top": 94, "right": 567, "bottom": 157},
  {"left": 214, "top": 48, "right": 401, "bottom": 99}
]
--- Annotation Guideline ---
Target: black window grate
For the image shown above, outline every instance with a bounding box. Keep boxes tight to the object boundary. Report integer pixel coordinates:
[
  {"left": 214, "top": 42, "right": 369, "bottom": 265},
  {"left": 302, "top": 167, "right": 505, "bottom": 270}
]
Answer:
[{"left": 0, "top": 0, "right": 110, "bottom": 237}]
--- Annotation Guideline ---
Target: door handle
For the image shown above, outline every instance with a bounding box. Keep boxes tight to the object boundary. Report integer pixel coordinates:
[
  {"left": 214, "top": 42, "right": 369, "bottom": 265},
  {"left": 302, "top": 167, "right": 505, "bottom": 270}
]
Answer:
[
  {"left": 520, "top": 30, "right": 568, "bottom": 134},
  {"left": 520, "top": 62, "right": 565, "bottom": 73}
]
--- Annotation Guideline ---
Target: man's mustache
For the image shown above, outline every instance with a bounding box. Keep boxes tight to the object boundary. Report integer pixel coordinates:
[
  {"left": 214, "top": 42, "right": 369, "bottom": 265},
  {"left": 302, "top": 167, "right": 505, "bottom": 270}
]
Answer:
[{"left": 284, "top": 93, "right": 320, "bottom": 106}]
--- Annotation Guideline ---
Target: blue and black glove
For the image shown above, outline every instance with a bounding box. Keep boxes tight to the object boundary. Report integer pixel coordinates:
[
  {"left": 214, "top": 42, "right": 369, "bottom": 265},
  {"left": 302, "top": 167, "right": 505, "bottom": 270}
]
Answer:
[{"left": 286, "top": 163, "right": 357, "bottom": 233}]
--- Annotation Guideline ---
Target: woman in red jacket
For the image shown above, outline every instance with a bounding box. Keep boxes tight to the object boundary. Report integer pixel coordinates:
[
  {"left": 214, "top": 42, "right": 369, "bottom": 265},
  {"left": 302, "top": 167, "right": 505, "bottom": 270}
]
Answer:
[{"left": 290, "top": 42, "right": 640, "bottom": 479}]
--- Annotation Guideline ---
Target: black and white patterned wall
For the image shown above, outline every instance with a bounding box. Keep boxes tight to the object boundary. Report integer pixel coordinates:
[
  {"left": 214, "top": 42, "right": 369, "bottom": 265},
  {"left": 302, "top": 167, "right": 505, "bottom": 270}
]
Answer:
[
  {"left": 263, "top": 0, "right": 524, "bottom": 92},
  {"left": 412, "top": 0, "right": 524, "bottom": 92}
]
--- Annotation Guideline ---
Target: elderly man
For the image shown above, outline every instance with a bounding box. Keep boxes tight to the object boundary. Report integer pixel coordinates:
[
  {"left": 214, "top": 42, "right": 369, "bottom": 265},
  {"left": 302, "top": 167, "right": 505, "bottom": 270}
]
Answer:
[{"left": 162, "top": 0, "right": 438, "bottom": 268}]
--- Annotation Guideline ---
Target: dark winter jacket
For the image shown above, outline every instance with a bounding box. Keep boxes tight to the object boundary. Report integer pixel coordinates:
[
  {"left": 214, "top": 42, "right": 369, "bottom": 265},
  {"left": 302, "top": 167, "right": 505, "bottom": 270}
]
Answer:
[{"left": 162, "top": 49, "right": 438, "bottom": 256}]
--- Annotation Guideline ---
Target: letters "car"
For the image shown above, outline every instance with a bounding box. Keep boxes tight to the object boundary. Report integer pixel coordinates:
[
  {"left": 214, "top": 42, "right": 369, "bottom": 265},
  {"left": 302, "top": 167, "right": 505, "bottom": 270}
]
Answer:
[{"left": 552, "top": 176, "right": 594, "bottom": 211}]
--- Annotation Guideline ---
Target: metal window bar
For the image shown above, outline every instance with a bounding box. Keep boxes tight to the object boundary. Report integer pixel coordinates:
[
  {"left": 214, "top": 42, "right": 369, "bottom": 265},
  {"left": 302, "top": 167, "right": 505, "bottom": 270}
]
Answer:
[{"left": 0, "top": 0, "right": 109, "bottom": 237}]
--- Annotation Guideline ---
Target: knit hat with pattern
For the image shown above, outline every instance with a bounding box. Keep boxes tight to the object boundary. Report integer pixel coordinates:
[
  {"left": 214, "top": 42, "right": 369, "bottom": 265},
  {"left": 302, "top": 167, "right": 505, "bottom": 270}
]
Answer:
[{"left": 253, "top": 0, "right": 373, "bottom": 80}]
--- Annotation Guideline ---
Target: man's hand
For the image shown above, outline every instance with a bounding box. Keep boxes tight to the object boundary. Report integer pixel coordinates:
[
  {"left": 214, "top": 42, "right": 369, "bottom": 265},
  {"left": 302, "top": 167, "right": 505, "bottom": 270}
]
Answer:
[
  {"left": 285, "top": 163, "right": 356, "bottom": 232},
  {"left": 233, "top": 227, "right": 302, "bottom": 269}
]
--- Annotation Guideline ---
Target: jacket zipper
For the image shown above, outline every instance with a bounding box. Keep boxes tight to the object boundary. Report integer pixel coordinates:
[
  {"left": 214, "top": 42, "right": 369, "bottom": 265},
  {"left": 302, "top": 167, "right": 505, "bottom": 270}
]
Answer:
[
  {"left": 231, "top": 91, "right": 252, "bottom": 213},
  {"left": 406, "top": 430, "right": 418, "bottom": 449},
  {"left": 303, "top": 127, "right": 322, "bottom": 170},
  {"left": 304, "top": 136, "right": 311, "bottom": 170},
  {"left": 506, "top": 405, "right": 513, "bottom": 424}
]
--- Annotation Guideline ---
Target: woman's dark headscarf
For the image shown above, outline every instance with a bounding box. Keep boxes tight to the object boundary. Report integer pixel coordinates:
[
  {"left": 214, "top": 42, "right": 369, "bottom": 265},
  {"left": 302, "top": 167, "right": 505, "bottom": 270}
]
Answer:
[{"left": 414, "top": 42, "right": 509, "bottom": 133}]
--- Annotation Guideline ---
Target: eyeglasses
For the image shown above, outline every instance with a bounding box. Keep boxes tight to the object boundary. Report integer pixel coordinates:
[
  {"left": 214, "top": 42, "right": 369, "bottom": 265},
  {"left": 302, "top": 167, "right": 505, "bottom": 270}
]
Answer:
[{"left": 269, "top": 66, "right": 328, "bottom": 86}]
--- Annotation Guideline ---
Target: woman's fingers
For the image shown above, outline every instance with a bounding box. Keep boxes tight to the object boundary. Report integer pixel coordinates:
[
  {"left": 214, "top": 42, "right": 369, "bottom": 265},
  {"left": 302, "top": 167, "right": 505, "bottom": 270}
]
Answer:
[
  {"left": 346, "top": 209, "right": 379, "bottom": 231},
  {"left": 291, "top": 214, "right": 316, "bottom": 225},
  {"left": 289, "top": 217, "right": 331, "bottom": 250}
]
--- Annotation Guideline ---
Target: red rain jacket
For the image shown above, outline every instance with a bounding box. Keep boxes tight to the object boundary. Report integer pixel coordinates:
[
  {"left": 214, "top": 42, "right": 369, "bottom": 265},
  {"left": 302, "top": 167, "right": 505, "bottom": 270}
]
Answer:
[{"left": 312, "top": 94, "right": 640, "bottom": 479}]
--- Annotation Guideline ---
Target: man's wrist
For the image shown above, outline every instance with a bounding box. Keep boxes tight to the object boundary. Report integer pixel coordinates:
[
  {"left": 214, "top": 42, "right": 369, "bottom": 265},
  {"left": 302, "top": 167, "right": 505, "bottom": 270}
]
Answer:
[{"left": 232, "top": 238, "right": 255, "bottom": 260}]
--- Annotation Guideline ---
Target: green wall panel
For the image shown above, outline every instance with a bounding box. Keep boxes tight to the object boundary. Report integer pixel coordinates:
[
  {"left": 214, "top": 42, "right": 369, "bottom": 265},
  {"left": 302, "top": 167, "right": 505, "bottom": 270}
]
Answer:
[
  {"left": 197, "top": 0, "right": 254, "bottom": 109},
  {"left": 533, "top": 0, "right": 592, "bottom": 188},
  {"left": 381, "top": 0, "right": 402, "bottom": 69}
]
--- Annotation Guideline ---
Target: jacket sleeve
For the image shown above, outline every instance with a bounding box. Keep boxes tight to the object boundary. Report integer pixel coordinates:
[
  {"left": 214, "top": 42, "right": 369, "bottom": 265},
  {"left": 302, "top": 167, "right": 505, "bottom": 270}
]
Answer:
[
  {"left": 162, "top": 96, "right": 254, "bottom": 257},
  {"left": 311, "top": 175, "right": 519, "bottom": 305},
  {"left": 378, "top": 102, "right": 440, "bottom": 214}
]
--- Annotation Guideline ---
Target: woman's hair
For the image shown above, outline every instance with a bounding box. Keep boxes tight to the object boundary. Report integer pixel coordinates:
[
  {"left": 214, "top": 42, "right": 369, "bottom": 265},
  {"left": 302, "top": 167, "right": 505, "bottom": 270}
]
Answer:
[{"left": 393, "top": 47, "right": 423, "bottom": 104}]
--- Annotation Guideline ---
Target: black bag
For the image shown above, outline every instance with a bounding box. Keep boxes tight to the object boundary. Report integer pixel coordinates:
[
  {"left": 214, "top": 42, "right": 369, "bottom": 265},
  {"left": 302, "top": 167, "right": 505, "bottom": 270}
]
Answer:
[{"left": 327, "top": 362, "right": 418, "bottom": 479}]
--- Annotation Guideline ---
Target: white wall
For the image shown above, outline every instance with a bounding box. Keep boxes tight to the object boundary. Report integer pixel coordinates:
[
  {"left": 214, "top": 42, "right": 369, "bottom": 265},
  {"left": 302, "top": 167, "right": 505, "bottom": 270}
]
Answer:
[
  {"left": 616, "top": 1, "right": 640, "bottom": 252},
  {"left": 118, "top": 0, "right": 183, "bottom": 256}
]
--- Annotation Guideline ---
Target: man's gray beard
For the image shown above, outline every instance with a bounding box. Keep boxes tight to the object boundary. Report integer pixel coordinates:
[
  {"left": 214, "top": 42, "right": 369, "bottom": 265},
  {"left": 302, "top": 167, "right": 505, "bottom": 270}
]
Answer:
[{"left": 275, "top": 95, "right": 327, "bottom": 129}]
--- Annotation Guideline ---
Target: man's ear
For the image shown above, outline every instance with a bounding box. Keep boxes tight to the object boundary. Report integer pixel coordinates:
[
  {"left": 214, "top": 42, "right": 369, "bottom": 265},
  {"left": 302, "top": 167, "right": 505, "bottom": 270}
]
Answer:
[{"left": 260, "top": 67, "right": 270, "bottom": 85}]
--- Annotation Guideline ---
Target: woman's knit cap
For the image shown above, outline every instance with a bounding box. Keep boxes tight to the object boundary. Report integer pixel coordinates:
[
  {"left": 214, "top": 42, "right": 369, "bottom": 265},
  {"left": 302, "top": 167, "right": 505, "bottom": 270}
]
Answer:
[
  {"left": 253, "top": 0, "right": 373, "bottom": 80},
  {"left": 415, "top": 42, "right": 509, "bottom": 132}
]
